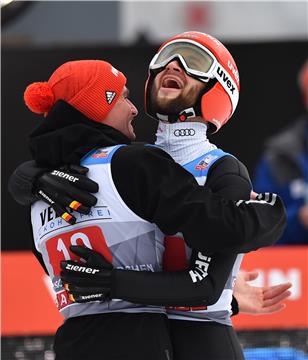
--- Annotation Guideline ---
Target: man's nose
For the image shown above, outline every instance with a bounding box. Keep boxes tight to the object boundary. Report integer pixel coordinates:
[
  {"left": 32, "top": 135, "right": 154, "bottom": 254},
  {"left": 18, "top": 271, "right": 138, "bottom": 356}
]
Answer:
[
  {"left": 165, "top": 60, "right": 183, "bottom": 73},
  {"left": 126, "top": 98, "right": 138, "bottom": 116},
  {"left": 131, "top": 104, "right": 138, "bottom": 117}
]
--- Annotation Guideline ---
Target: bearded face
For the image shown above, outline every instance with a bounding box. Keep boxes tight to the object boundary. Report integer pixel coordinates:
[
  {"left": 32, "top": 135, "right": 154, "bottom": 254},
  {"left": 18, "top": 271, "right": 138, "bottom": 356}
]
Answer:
[{"left": 150, "top": 61, "right": 206, "bottom": 115}]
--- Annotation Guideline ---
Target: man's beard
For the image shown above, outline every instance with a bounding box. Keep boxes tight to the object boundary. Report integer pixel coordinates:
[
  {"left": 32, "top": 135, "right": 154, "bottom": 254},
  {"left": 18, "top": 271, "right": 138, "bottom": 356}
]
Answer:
[{"left": 151, "top": 83, "right": 197, "bottom": 115}]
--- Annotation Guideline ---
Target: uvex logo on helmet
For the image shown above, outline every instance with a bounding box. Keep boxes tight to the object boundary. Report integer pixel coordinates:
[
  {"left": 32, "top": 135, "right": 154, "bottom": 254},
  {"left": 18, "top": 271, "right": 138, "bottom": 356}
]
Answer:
[
  {"left": 216, "top": 66, "right": 235, "bottom": 94},
  {"left": 213, "top": 64, "right": 239, "bottom": 118}
]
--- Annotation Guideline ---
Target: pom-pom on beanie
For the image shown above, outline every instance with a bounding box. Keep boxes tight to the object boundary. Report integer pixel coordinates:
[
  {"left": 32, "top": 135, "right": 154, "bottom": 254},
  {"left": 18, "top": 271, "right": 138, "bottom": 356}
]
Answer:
[{"left": 24, "top": 60, "right": 127, "bottom": 122}]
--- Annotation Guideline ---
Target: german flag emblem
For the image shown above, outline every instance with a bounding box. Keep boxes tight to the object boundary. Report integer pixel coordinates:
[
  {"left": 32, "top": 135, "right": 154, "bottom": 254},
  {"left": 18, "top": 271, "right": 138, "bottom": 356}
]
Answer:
[
  {"left": 62, "top": 212, "right": 73, "bottom": 222},
  {"left": 69, "top": 201, "right": 81, "bottom": 210}
]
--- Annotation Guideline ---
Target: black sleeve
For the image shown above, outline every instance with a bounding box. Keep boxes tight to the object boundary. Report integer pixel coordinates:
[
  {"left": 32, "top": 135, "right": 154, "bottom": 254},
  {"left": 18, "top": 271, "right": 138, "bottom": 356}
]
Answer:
[
  {"left": 205, "top": 155, "right": 252, "bottom": 200},
  {"left": 206, "top": 156, "right": 252, "bottom": 313},
  {"left": 109, "top": 156, "right": 251, "bottom": 306},
  {"left": 112, "top": 146, "right": 286, "bottom": 254},
  {"left": 231, "top": 296, "right": 239, "bottom": 316},
  {"left": 112, "top": 251, "right": 237, "bottom": 306},
  {"left": 8, "top": 161, "right": 47, "bottom": 205}
]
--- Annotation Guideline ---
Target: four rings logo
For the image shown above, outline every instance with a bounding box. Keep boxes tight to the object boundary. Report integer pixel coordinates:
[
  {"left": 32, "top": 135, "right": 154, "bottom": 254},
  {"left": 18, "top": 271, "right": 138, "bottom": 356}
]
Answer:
[{"left": 174, "top": 129, "right": 195, "bottom": 137}]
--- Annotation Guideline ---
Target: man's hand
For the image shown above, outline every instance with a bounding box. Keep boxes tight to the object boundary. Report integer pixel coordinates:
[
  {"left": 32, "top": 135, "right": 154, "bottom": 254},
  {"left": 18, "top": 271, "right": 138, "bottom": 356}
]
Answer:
[
  {"left": 35, "top": 165, "right": 99, "bottom": 224},
  {"left": 60, "top": 245, "right": 113, "bottom": 303},
  {"left": 234, "top": 271, "right": 292, "bottom": 315},
  {"left": 250, "top": 191, "right": 258, "bottom": 200}
]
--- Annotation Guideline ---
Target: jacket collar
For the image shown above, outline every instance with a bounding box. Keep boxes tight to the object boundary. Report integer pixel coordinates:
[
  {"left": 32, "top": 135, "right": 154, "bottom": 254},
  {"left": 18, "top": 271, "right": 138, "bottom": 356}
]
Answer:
[{"left": 29, "top": 100, "right": 131, "bottom": 167}]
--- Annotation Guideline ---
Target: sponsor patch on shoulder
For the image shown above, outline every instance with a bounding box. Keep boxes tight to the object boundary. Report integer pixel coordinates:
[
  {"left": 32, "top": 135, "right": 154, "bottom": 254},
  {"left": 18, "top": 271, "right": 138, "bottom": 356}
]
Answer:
[
  {"left": 91, "top": 149, "right": 108, "bottom": 159},
  {"left": 195, "top": 154, "right": 218, "bottom": 170}
]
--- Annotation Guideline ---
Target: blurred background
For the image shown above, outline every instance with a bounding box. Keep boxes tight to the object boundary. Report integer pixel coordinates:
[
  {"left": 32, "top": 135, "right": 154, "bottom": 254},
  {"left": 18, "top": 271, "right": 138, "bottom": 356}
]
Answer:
[{"left": 2, "top": 1, "right": 308, "bottom": 359}]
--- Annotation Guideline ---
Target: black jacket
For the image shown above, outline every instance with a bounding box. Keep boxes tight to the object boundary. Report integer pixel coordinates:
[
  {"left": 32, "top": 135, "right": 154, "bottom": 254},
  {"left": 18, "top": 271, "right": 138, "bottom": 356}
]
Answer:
[{"left": 9, "top": 101, "right": 286, "bottom": 307}]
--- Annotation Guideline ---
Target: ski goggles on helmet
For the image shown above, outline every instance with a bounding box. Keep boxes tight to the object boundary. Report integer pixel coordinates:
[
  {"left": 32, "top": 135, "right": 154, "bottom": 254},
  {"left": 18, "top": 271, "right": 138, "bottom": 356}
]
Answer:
[
  {"left": 149, "top": 39, "right": 218, "bottom": 82},
  {"left": 149, "top": 38, "right": 239, "bottom": 112}
]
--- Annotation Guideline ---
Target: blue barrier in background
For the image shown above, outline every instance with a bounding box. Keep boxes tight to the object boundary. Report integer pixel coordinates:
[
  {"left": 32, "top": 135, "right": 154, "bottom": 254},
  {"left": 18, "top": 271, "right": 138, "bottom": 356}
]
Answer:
[{"left": 244, "top": 348, "right": 308, "bottom": 360}]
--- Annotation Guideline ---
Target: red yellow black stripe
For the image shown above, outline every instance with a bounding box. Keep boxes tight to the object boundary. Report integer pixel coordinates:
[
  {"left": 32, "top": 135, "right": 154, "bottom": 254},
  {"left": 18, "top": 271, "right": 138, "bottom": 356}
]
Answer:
[
  {"left": 69, "top": 201, "right": 81, "bottom": 210},
  {"left": 62, "top": 212, "right": 73, "bottom": 222}
]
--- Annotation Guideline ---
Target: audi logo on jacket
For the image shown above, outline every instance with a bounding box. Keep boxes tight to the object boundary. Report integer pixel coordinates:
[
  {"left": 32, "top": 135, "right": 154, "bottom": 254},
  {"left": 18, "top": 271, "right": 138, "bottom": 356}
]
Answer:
[{"left": 174, "top": 129, "right": 195, "bottom": 136}]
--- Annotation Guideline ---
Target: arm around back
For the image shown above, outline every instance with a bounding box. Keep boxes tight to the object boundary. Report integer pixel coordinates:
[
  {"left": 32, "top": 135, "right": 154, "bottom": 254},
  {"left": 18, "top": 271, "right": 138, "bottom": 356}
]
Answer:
[{"left": 111, "top": 145, "right": 287, "bottom": 254}]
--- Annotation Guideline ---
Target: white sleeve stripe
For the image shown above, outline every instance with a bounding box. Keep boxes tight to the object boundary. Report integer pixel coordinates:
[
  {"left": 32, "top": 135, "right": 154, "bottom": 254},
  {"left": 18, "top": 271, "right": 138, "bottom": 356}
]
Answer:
[
  {"left": 269, "top": 193, "right": 277, "bottom": 205},
  {"left": 235, "top": 193, "right": 278, "bottom": 207}
]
